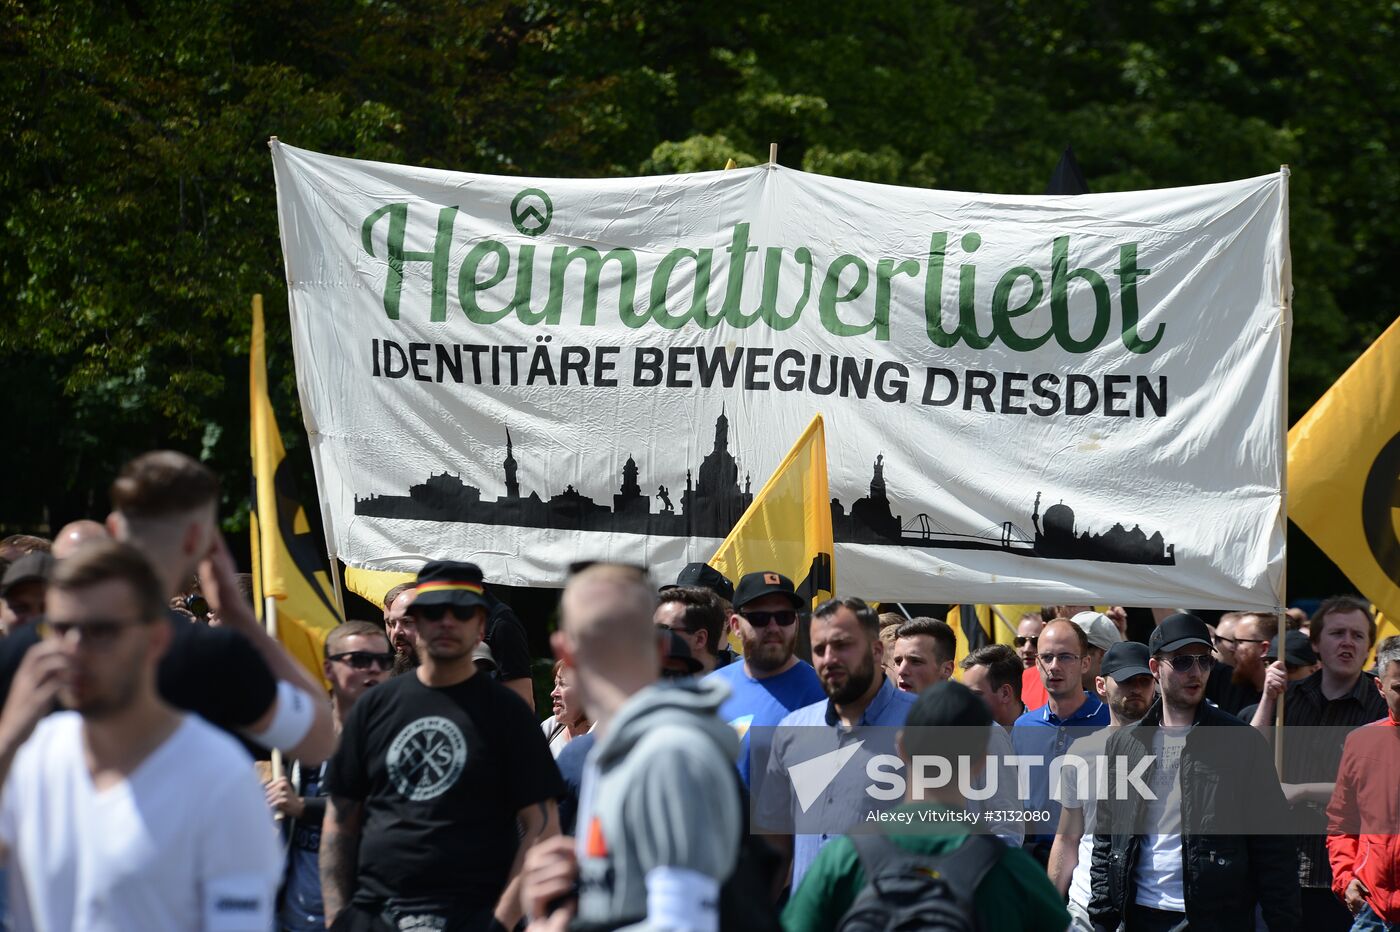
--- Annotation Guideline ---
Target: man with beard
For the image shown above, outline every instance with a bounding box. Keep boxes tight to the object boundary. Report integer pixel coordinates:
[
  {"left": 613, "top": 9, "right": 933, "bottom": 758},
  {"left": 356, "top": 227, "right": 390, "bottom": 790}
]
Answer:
[
  {"left": 382, "top": 583, "right": 418, "bottom": 676},
  {"left": 1213, "top": 611, "right": 1242, "bottom": 668},
  {"left": 0, "top": 541, "right": 282, "bottom": 930},
  {"left": 771, "top": 596, "right": 916, "bottom": 891},
  {"left": 1205, "top": 610, "right": 1273, "bottom": 715},
  {"left": 705, "top": 571, "right": 824, "bottom": 786},
  {"left": 321, "top": 561, "right": 562, "bottom": 931},
  {"left": 269, "top": 622, "right": 393, "bottom": 932},
  {"left": 1251, "top": 596, "right": 1387, "bottom": 932},
  {"left": 1049, "top": 641, "right": 1157, "bottom": 930}
]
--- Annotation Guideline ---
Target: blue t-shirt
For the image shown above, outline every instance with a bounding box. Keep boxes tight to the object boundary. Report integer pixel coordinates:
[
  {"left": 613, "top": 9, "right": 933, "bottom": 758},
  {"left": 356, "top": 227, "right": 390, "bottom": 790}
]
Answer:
[
  {"left": 555, "top": 731, "right": 596, "bottom": 836},
  {"left": 706, "top": 659, "right": 826, "bottom": 785},
  {"left": 1011, "top": 693, "right": 1110, "bottom": 844}
]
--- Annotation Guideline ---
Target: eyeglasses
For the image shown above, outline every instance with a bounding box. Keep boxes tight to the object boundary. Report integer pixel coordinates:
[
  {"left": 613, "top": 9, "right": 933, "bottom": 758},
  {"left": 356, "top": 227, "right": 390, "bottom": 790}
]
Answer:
[
  {"left": 1163, "top": 653, "right": 1217, "bottom": 673},
  {"left": 44, "top": 618, "right": 146, "bottom": 649},
  {"left": 1014, "top": 636, "right": 1039, "bottom": 649},
  {"left": 1212, "top": 635, "right": 1237, "bottom": 646},
  {"left": 742, "top": 610, "right": 798, "bottom": 628},
  {"left": 1233, "top": 637, "right": 1270, "bottom": 645},
  {"left": 1037, "top": 652, "right": 1081, "bottom": 667},
  {"left": 328, "top": 651, "right": 394, "bottom": 671},
  {"left": 410, "top": 605, "right": 480, "bottom": 623}
]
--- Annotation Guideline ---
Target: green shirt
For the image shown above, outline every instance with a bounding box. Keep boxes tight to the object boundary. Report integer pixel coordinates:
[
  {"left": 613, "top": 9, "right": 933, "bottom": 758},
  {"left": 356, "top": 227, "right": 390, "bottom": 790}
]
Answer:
[{"left": 780, "top": 806, "right": 1070, "bottom": 932}]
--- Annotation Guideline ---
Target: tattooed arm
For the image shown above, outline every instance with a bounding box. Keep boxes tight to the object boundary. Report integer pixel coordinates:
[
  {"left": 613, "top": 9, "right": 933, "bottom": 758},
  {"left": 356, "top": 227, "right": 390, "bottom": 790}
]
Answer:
[
  {"left": 319, "top": 795, "right": 365, "bottom": 928},
  {"left": 496, "top": 799, "right": 561, "bottom": 929}
]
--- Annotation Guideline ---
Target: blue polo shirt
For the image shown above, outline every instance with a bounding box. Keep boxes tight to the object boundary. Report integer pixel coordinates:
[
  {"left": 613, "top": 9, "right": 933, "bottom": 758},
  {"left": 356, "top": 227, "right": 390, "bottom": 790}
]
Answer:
[
  {"left": 1011, "top": 692, "right": 1110, "bottom": 844},
  {"left": 706, "top": 659, "right": 826, "bottom": 786},
  {"left": 774, "top": 676, "right": 916, "bottom": 891}
]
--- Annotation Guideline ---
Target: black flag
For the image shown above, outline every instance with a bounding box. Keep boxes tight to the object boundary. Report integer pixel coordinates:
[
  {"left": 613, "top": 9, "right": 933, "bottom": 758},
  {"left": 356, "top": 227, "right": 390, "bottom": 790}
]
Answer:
[{"left": 1045, "top": 145, "right": 1090, "bottom": 195}]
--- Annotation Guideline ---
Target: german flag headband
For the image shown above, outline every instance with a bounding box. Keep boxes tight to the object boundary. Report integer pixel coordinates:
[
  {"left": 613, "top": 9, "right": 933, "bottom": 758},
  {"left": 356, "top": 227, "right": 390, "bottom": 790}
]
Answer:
[{"left": 414, "top": 581, "right": 485, "bottom": 596}]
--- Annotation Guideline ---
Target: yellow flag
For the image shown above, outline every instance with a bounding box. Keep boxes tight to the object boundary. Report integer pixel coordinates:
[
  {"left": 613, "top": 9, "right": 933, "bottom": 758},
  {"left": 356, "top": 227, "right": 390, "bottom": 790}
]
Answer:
[
  {"left": 946, "top": 605, "right": 994, "bottom": 674},
  {"left": 251, "top": 294, "right": 343, "bottom": 688},
  {"left": 1368, "top": 610, "right": 1400, "bottom": 669},
  {"left": 709, "top": 415, "right": 835, "bottom": 653},
  {"left": 1289, "top": 314, "right": 1400, "bottom": 627},
  {"left": 345, "top": 566, "right": 416, "bottom": 609}
]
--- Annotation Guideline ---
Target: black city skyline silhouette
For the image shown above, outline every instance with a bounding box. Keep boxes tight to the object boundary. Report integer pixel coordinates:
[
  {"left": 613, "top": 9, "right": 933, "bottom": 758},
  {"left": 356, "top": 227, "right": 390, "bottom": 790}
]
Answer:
[{"left": 354, "top": 412, "right": 1177, "bottom": 565}]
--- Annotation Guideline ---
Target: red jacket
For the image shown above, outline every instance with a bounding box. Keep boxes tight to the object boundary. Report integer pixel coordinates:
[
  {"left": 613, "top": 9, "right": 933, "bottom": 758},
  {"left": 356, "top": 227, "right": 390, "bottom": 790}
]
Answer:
[{"left": 1327, "top": 714, "right": 1400, "bottom": 922}]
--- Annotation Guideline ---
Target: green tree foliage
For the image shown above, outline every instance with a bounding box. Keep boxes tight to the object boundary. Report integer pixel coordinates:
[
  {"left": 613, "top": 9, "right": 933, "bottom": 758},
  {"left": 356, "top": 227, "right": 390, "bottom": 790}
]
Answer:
[{"left": 2, "top": 0, "right": 1393, "bottom": 596}]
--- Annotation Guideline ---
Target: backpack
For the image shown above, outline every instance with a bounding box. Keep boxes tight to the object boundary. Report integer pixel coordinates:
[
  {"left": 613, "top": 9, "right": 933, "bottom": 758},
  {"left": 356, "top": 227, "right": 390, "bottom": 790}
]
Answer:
[{"left": 834, "top": 833, "right": 1004, "bottom": 932}]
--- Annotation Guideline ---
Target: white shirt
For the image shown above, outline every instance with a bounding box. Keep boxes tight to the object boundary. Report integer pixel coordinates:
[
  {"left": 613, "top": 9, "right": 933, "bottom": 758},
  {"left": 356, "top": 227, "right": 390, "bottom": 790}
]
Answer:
[
  {"left": 969, "top": 725, "right": 1026, "bottom": 847},
  {"left": 1056, "top": 728, "right": 1113, "bottom": 912},
  {"left": 1134, "top": 726, "right": 1189, "bottom": 911},
  {"left": 1, "top": 712, "right": 283, "bottom": 932}
]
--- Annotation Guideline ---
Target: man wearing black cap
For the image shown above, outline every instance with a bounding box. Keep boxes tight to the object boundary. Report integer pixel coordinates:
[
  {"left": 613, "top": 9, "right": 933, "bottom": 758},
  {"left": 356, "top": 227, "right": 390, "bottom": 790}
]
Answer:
[
  {"left": 0, "top": 552, "right": 51, "bottom": 632},
  {"left": 1089, "top": 613, "right": 1299, "bottom": 931},
  {"left": 704, "top": 571, "right": 824, "bottom": 786},
  {"left": 1049, "top": 640, "right": 1156, "bottom": 930},
  {"left": 662, "top": 561, "right": 735, "bottom": 605},
  {"left": 320, "top": 560, "right": 564, "bottom": 932},
  {"left": 780, "top": 682, "right": 1069, "bottom": 932}
]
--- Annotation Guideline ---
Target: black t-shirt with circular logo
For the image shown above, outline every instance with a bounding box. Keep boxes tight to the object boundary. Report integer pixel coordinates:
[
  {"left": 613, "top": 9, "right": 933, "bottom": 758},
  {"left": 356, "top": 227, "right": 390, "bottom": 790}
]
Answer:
[{"left": 325, "top": 670, "right": 564, "bottom": 912}]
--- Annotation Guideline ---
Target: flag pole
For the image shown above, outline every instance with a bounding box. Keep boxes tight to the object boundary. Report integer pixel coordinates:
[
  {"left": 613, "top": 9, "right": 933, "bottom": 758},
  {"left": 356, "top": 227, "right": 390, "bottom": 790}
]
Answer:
[
  {"left": 265, "top": 594, "right": 285, "bottom": 784},
  {"left": 1274, "top": 164, "right": 1292, "bottom": 778}
]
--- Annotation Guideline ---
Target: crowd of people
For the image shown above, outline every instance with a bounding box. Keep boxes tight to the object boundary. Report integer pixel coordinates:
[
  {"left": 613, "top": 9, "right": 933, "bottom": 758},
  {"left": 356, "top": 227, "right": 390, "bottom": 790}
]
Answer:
[{"left": 0, "top": 450, "right": 1397, "bottom": 932}]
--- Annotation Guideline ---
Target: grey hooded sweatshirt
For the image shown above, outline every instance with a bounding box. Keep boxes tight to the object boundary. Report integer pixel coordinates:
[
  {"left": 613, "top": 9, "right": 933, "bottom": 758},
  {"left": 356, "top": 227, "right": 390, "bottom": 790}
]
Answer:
[{"left": 574, "top": 677, "right": 742, "bottom": 932}]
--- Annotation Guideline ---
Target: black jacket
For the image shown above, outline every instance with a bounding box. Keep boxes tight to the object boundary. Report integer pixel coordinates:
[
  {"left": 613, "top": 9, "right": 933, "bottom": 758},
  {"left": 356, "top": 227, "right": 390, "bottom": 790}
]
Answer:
[{"left": 1088, "top": 698, "right": 1300, "bottom": 931}]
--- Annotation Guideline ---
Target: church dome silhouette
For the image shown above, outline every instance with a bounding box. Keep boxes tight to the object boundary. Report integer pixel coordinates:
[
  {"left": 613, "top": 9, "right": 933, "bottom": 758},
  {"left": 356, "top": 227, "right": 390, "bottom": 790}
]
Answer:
[{"left": 1043, "top": 502, "right": 1075, "bottom": 538}]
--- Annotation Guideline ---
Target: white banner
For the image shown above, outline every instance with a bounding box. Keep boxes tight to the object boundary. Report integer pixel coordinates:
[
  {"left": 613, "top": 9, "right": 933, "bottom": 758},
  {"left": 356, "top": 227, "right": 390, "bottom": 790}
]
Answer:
[{"left": 272, "top": 142, "right": 1289, "bottom": 610}]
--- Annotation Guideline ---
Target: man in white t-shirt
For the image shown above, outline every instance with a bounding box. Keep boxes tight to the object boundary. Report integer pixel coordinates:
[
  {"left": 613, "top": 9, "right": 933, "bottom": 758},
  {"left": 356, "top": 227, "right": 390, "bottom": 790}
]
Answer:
[
  {"left": 1049, "top": 640, "right": 1156, "bottom": 930},
  {"left": 0, "top": 541, "right": 282, "bottom": 932}
]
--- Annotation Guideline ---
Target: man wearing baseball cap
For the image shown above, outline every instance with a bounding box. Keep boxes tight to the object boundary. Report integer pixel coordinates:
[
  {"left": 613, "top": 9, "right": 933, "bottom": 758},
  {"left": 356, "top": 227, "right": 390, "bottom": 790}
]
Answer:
[
  {"left": 704, "top": 570, "right": 824, "bottom": 786},
  {"left": 1050, "top": 640, "right": 1156, "bottom": 930},
  {"left": 321, "top": 560, "right": 564, "bottom": 932},
  {"left": 1088, "top": 613, "right": 1299, "bottom": 931},
  {"left": 0, "top": 551, "right": 52, "bottom": 632},
  {"left": 1071, "top": 610, "right": 1123, "bottom": 693}
]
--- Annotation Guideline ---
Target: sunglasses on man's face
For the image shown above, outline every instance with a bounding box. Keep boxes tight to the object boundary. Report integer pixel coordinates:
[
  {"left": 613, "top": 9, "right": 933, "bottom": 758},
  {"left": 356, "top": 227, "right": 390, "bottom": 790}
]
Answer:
[
  {"left": 742, "top": 610, "right": 798, "bottom": 628},
  {"left": 1162, "top": 653, "right": 1217, "bottom": 673},
  {"left": 410, "top": 605, "right": 478, "bottom": 623},
  {"left": 1014, "top": 636, "right": 1039, "bottom": 649},
  {"left": 328, "top": 651, "right": 394, "bottom": 671}
]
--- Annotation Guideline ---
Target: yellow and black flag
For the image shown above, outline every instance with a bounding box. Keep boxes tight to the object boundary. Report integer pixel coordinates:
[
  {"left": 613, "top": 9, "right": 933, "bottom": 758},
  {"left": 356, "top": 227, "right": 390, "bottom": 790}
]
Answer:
[
  {"left": 946, "top": 604, "right": 994, "bottom": 668},
  {"left": 1289, "top": 313, "right": 1400, "bottom": 642},
  {"left": 710, "top": 414, "right": 835, "bottom": 653},
  {"left": 250, "top": 294, "right": 342, "bottom": 687}
]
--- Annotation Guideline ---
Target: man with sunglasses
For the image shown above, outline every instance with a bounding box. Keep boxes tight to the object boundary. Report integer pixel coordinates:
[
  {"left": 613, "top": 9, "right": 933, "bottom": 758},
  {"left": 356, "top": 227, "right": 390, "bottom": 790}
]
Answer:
[
  {"left": 321, "top": 561, "right": 563, "bottom": 932},
  {"left": 269, "top": 622, "right": 393, "bottom": 932},
  {"left": 704, "top": 571, "right": 825, "bottom": 786},
  {"left": 1015, "top": 612, "right": 1045, "bottom": 669},
  {"left": 1089, "top": 613, "right": 1299, "bottom": 931},
  {"left": 1204, "top": 611, "right": 1274, "bottom": 716},
  {"left": 0, "top": 541, "right": 282, "bottom": 931}
]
